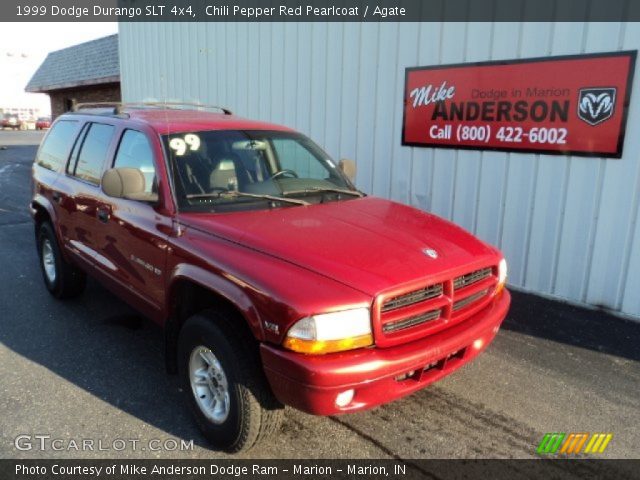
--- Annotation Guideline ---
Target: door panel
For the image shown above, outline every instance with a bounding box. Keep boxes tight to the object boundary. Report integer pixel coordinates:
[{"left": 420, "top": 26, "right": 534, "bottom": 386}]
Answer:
[
  {"left": 95, "top": 128, "right": 169, "bottom": 311},
  {"left": 64, "top": 122, "right": 116, "bottom": 269},
  {"left": 100, "top": 199, "right": 171, "bottom": 309}
]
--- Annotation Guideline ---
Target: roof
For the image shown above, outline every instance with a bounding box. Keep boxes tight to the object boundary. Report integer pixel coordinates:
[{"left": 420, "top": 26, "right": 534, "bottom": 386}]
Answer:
[
  {"left": 25, "top": 34, "right": 119, "bottom": 93},
  {"left": 62, "top": 108, "right": 295, "bottom": 135}
]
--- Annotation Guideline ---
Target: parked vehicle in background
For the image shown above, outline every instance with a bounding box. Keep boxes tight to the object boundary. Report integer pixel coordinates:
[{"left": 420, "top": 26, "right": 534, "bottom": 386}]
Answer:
[
  {"left": 35, "top": 117, "right": 51, "bottom": 130},
  {"left": 31, "top": 102, "right": 510, "bottom": 452},
  {"left": 2, "top": 114, "right": 22, "bottom": 130}
]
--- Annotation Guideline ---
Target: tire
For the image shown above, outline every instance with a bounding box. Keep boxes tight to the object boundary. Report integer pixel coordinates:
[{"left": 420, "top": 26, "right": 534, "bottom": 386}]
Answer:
[
  {"left": 178, "top": 310, "right": 284, "bottom": 452},
  {"left": 37, "top": 222, "right": 86, "bottom": 299}
]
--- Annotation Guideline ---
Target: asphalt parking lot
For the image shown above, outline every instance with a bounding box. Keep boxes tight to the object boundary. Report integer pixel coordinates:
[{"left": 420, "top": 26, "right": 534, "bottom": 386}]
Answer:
[{"left": 0, "top": 130, "right": 638, "bottom": 461}]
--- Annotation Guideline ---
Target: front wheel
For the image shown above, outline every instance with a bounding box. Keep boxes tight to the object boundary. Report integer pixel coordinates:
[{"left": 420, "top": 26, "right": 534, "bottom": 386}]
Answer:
[{"left": 178, "top": 311, "right": 284, "bottom": 452}]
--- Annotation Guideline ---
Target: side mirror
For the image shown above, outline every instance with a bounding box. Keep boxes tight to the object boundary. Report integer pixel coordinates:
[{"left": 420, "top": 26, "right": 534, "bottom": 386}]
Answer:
[
  {"left": 101, "top": 167, "right": 158, "bottom": 202},
  {"left": 339, "top": 158, "right": 356, "bottom": 183}
]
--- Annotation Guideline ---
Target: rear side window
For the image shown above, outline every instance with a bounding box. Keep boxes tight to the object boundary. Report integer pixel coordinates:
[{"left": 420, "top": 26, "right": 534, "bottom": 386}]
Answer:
[
  {"left": 36, "top": 120, "right": 79, "bottom": 171},
  {"left": 113, "top": 130, "right": 157, "bottom": 194},
  {"left": 71, "top": 123, "right": 115, "bottom": 185}
]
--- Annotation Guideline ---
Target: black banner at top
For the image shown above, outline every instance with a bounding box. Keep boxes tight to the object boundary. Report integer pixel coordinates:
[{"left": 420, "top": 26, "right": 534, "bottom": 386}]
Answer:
[{"left": 4, "top": 0, "right": 640, "bottom": 22}]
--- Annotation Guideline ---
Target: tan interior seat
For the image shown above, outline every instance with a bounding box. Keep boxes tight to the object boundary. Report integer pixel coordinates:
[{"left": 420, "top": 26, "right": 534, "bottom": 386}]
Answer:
[{"left": 210, "top": 157, "right": 238, "bottom": 190}]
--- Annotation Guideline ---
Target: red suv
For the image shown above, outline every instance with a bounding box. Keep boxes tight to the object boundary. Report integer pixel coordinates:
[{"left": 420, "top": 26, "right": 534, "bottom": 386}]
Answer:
[{"left": 31, "top": 103, "right": 510, "bottom": 452}]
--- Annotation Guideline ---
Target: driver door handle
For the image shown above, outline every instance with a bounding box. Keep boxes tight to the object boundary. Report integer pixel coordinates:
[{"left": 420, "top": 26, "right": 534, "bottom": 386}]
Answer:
[{"left": 97, "top": 208, "right": 110, "bottom": 224}]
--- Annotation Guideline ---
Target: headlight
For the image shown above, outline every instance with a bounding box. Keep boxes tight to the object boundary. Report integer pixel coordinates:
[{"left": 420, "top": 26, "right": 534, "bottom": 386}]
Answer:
[
  {"left": 282, "top": 308, "right": 373, "bottom": 354},
  {"left": 496, "top": 258, "right": 508, "bottom": 295}
]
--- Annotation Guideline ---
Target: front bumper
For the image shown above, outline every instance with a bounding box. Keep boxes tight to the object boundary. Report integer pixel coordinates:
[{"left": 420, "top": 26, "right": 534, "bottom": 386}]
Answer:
[{"left": 261, "top": 290, "right": 510, "bottom": 415}]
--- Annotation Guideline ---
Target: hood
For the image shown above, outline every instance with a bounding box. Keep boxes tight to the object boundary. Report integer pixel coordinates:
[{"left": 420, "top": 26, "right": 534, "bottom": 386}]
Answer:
[{"left": 179, "top": 197, "right": 499, "bottom": 296}]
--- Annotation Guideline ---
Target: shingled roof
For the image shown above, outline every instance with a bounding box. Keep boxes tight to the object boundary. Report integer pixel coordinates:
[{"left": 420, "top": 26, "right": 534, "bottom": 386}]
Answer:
[{"left": 26, "top": 34, "right": 119, "bottom": 93}]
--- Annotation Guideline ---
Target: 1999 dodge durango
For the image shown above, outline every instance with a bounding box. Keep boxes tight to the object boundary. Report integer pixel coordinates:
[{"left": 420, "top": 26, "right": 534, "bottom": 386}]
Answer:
[{"left": 31, "top": 103, "right": 510, "bottom": 452}]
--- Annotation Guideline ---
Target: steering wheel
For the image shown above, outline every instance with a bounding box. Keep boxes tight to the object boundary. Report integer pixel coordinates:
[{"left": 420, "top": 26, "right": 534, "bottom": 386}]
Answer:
[{"left": 271, "top": 169, "right": 299, "bottom": 180}]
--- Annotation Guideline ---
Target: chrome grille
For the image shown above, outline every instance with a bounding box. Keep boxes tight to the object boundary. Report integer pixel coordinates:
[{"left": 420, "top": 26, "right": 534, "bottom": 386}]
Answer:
[
  {"left": 453, "top": 289, "right": 489, "bottom": 311},
  {"left": 453, "top": 267, "right": 492, "bottom": 290},
  {"left": 381, "top": 283, "right": 443, "bottom": 312},
  {"left": 382, "top": 308, "right": 441, "bottom": 333}
]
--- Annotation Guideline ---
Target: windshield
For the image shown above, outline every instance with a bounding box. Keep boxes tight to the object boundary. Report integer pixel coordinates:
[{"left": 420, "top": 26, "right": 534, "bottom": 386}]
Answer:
[{"left": 163, "top": 130, "right": 358, "bottom": 212}]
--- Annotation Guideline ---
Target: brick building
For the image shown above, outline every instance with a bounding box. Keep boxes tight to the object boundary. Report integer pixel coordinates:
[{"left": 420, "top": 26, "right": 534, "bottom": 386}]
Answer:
[{"left": 25, "top": 34, "right": 120, "bottom": 119}]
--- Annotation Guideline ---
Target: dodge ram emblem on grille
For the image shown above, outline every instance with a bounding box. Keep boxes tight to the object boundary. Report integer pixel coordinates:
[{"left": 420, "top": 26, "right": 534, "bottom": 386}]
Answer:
[{"left": 422, "top": 248, "right": 438, "bottom": 259}]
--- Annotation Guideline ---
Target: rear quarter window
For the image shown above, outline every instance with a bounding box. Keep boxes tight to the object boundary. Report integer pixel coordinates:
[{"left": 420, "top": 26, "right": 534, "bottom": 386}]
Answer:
[{"left": 35, "top": 120, "right": 79, "bottom": 171}]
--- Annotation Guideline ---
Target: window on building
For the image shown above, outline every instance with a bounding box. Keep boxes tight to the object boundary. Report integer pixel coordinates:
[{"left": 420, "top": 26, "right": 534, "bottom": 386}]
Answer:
[
  {"left": 113, "top": 130, "right": 157, "bottom": 194},
  {"left": 71, "top": 123, "right": 115, "bottom": 185},
  {"left": 35, "top": 120, "right": 79, "bottom": 172}
]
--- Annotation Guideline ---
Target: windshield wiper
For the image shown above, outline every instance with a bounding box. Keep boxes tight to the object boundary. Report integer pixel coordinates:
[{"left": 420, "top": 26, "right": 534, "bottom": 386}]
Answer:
[
  {"left": 282, "top": 187, "right": 364, "bottom": 197},
  {"left": 185, "top": 191, "right": 310, "bottom": 206}
]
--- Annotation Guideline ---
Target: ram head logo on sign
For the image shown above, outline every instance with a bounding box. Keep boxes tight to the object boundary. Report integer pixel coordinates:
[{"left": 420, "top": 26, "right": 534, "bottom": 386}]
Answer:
[{"left": 578, "top": 88, "right": 617, "bottom": 126}]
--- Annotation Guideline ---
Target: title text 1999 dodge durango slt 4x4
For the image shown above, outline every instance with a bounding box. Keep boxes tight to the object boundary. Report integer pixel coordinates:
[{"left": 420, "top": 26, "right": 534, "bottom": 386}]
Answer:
[{"left": 31, "top": 103, "right": 510, "bottom": 452}]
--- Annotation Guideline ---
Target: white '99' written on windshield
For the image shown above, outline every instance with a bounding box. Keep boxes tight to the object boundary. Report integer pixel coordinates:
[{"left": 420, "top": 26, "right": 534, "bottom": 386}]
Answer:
[{"left": 169, "top": 134, "right": 201, "bottom": 156}]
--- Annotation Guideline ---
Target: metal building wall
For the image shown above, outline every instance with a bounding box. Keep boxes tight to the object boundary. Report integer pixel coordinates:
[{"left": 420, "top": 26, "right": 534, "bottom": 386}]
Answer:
[{"left": 119, "top": 21, "right": 640, "bottom": 318}]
